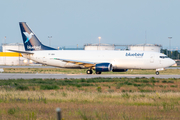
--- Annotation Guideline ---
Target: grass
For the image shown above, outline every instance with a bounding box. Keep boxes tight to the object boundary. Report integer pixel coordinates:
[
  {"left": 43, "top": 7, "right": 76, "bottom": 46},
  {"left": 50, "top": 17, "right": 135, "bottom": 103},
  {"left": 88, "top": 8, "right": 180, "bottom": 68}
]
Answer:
[
  {"left": 1, "top": 77, "right": 180, "bottom": 119},
  {"left": 3, "top": 68, "right": 180, "bottom": 75},
  {"left": 40, "top": 85, "right": 60, "bottom": 90},
  {"left": 0, "top": 77, "right": 180, "bottom": 92},
  {"left": 1, "top": 91, "right": 180, "bottom": 119}
]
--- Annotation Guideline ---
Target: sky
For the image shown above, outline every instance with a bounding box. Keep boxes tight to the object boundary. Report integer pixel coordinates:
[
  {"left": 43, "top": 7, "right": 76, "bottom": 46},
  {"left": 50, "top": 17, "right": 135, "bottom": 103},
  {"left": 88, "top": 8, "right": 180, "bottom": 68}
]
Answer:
[{"left": 0, "top": 0, "right": 180, "bottom": 49}]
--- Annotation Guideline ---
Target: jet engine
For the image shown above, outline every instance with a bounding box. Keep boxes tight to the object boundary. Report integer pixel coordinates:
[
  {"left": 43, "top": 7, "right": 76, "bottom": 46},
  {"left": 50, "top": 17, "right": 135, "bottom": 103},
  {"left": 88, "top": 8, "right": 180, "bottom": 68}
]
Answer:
[{"left": 95, "top": 63, "right": 112, "bottom": 72}]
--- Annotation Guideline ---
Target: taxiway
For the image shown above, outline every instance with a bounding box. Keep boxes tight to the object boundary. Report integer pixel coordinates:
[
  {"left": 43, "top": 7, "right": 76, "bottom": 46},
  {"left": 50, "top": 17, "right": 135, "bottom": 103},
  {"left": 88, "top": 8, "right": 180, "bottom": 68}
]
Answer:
[{"left": 0, "top": 73, "right": 180, "bottom": 80}]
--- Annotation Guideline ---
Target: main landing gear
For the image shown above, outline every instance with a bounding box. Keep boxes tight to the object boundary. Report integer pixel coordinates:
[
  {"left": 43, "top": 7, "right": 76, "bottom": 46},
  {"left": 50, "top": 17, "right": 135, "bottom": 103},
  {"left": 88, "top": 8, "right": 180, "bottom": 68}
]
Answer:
[
  {"left": 86, "top": 70, "right": 102, "bottom": 74},
  {"left": 156, "top": 71, "right": 159, "bottom": 75},
  {"left": 86, "top": 70, "right": 93, "bottom": 74}
]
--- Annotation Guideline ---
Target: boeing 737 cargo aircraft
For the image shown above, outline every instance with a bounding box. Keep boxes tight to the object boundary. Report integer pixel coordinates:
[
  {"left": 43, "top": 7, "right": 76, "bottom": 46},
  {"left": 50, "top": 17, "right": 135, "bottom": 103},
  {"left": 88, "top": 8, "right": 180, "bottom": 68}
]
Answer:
[{"left": 9, "top": 22, "right": 175, "bottom": 75}]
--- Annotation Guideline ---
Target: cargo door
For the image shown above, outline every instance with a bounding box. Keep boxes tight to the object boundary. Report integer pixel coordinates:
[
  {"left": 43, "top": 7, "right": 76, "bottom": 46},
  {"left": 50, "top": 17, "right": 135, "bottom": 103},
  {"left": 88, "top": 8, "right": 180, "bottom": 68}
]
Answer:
[{"left": 158, "top": 56, "right": 163, "bottom": 67}]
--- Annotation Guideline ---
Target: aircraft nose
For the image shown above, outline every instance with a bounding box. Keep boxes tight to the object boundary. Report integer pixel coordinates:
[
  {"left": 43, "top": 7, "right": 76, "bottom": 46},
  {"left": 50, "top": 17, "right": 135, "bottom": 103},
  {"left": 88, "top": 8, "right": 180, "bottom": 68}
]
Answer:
[{"left": 170, "top": 59, "right": 176, "bottom": 66}]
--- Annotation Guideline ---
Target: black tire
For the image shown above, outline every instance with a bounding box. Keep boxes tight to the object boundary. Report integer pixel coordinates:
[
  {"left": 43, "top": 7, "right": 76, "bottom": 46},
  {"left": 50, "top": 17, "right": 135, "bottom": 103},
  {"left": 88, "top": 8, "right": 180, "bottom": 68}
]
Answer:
[
  {"left": 90, "top": 70, "right": 93, "bottom": 74},
  {"left": 86, "top": 70, "right": 93, "bottom": 74},
  {"left": 156, "top": 71, "right": 159, "bottom": 75}
]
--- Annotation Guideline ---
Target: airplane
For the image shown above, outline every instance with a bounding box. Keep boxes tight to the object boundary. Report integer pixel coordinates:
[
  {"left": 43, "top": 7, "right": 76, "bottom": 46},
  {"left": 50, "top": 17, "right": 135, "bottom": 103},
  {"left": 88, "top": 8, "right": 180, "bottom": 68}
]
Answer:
[{"left": 9, "top": 22, "right": 175, "bottom": 75}]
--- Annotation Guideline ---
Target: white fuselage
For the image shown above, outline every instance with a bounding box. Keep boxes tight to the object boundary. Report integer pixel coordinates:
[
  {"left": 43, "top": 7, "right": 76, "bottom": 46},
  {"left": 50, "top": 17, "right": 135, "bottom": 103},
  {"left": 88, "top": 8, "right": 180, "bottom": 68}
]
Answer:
[{"left": 22, "top": 50, "right": 175, "bottom": 70}]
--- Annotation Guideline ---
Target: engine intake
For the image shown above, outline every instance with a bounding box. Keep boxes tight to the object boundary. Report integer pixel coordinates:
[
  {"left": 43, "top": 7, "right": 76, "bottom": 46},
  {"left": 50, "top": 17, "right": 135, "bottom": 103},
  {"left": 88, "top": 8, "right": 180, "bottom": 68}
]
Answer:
[{"left": 95, "top": 63, "right": 112, "bottom": 72}]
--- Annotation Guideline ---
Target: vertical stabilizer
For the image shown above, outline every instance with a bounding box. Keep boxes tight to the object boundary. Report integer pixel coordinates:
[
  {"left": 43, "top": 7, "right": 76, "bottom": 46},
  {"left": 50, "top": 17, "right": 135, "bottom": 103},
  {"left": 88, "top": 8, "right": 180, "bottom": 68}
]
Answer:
[{"left": 19, "top": 22, "right": 56, "bottom": 51}]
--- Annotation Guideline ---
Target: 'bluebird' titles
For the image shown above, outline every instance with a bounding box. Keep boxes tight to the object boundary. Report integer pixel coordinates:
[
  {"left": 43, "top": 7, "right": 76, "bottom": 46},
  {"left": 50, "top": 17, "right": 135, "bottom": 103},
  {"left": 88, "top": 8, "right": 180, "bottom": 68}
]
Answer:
[{"left": 126, "top": 53, "right": 144, "bottom": 57}]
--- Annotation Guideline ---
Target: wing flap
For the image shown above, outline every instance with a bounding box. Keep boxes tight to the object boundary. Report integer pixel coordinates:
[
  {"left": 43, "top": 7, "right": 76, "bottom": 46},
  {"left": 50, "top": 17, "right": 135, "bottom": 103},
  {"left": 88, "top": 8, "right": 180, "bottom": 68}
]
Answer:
[{"left": 54, "top": 58, "right": 95, "bottom": 68}]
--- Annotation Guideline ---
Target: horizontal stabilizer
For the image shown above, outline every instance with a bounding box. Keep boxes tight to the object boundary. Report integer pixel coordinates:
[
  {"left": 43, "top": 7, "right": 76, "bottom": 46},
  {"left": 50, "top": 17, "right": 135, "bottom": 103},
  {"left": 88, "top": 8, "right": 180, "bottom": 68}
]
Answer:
[{"left": 8, "top": 49, "right": 34, "bottom": 54}]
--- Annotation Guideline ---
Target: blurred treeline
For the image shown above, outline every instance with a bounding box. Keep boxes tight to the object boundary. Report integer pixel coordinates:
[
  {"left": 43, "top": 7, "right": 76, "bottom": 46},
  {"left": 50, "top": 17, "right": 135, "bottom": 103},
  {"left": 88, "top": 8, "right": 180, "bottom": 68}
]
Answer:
[{"left": 161, "top": 49, "right": 180, "bottom": 59}]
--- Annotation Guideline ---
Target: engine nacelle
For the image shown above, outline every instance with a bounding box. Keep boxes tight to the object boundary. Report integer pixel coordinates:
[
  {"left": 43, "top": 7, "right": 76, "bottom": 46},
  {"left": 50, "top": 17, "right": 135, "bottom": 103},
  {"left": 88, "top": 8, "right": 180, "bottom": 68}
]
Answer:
[
  {"left": 112, "top": 69, "right": 128, "bottom": 72},
  {"left": 95, "top": 63, "right": 112, "bottom": 72}
]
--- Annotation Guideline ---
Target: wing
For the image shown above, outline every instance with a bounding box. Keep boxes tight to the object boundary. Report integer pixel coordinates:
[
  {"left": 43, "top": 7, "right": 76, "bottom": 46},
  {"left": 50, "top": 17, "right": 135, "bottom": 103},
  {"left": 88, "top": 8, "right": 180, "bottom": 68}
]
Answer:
[
  {"left": 8, "top": 50, "right": 34, "bottom": 54},
  {"left": 54, "top": 58, "right": 95, "bottom": 68}
]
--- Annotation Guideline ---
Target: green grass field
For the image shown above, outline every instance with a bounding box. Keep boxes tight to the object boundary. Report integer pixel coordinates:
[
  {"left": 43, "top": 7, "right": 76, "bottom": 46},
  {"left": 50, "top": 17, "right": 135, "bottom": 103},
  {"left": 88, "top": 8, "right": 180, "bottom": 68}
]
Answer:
[{"left": 1, "top": 77, "right": 180, "bottom": 119}]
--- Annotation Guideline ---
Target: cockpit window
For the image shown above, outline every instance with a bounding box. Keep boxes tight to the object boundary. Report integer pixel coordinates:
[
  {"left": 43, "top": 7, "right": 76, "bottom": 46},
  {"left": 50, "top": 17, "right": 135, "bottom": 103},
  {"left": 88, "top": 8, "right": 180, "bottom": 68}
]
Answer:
[{"left": 160, "top": 56, "right": 168, "bottom": 59}]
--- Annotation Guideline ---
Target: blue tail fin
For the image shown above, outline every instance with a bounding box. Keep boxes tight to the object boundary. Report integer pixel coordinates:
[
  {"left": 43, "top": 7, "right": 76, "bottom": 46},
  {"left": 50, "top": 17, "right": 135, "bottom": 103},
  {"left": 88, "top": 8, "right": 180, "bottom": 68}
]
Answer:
[{"left": 19, "top": 22, "right": 57, "bottom": 51}]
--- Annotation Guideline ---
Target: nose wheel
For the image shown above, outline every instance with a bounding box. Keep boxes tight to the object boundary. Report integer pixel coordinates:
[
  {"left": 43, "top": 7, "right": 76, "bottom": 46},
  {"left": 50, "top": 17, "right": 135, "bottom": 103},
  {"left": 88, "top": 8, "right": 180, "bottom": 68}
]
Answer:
[
  {"left": 86, "top": 70, "right": 93, "bottom": 74},
  {"left": 156, "top": 71, "right": 159, "bottom": 75}
]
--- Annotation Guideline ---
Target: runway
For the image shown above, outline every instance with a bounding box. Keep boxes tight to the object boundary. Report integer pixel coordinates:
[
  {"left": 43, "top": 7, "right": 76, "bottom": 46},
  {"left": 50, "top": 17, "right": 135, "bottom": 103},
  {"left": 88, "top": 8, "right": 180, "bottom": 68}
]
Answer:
[{"left": 0, "top": 73, "right": 180, "bottom": 80}]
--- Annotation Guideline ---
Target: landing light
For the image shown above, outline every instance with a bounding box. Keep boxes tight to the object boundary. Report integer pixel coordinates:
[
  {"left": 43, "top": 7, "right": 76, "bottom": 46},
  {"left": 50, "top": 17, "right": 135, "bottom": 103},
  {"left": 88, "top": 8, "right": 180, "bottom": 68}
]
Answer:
[
  {"left": 29, "top": 60, "right": 33, "bottom": 63},
  {"left": 23, "top": 59, "right": 27, "bottom": 63}
]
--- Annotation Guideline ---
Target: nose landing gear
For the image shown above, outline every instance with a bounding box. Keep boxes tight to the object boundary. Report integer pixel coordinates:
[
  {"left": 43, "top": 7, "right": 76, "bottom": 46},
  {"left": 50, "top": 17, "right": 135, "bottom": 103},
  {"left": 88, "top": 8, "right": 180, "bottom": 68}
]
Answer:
[
  {"left": 155, "top": 68, "right": 164, "bottom": 75},
  {"left": 155, "top": 71, "right": 159, "bottom": 75}
]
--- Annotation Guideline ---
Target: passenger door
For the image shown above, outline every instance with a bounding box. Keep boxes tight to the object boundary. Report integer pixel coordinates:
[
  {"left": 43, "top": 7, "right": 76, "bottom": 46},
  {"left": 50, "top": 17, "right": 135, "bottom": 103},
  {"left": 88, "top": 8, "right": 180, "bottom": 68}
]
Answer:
[{"left": 150, "top": 54, "right": 154, "bottom": 63}]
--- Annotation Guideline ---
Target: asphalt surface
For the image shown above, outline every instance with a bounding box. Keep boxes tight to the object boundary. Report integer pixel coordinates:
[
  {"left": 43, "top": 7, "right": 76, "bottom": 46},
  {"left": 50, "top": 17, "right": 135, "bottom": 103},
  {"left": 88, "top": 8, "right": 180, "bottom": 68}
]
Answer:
[
  {"left": 0, "top": 73, "right": 180, "bottom": 80},
  {"left": 0, "top": 65, "right": 179, "bottom": 80}
]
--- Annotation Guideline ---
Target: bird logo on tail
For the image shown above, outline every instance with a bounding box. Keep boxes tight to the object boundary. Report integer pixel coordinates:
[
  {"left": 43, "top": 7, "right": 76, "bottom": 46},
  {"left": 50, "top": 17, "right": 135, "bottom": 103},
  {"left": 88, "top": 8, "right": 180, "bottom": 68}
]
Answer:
[{"left": 23, "top": 32, "right": 34, "bottom": 43}]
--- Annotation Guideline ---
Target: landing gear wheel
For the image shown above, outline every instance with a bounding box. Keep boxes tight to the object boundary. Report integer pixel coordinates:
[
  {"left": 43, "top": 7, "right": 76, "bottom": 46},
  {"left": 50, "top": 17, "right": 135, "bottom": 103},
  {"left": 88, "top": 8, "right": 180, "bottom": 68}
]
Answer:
[
  {"left": 156, "top": 71, "right": 159, "bottom": 75},
  {"left": 96, "top": 71, "right": 101, "bottom": 74},
  {"left": 86, "top": 70, "right": 93, "bottom": 74}
]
